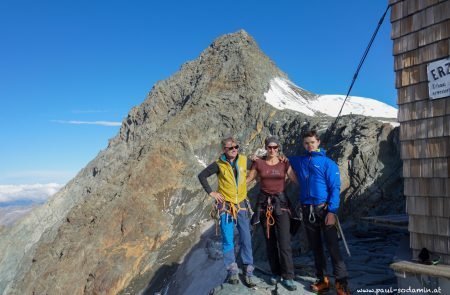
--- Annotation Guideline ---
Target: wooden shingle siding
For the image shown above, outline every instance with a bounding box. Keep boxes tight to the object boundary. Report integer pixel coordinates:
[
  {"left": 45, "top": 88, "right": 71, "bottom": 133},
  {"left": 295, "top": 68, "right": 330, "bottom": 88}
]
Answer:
[
  {"left": 407, "top": 196, "right": 450, "bottom": 216},
  {"left": 395, "top": 39, "right": 449, "bottom": 88},
  {"left": 409, "top": 215, "right": 450, "bottom": 236},
  {"left": 394, "top": 24, "right": 450, "bottom": 69},
  {"left": 397, "top": 82, "right": 429, "bottom": 104},
  {"left": 404, "top": 178, "right": 448, "bottom": 197},
  {"left": 391, "top": 1, "right": 450, "bottom": 39},
  {"left": 403, "top": 158, "right": 449, "bottom": 178},
  {"left": 401, "top": 138, "right": 449, "bottom": 159},
  {"left": 410, "top": 232, "right": 450, "bottom": 254},
  {"left": 392, "top": 0, "right": 450, "bottom": 265},
  {"left": 398, "top": 99, "right": 447, "bottom": 121},
  {"left": 434, "top": 157, "right": 450, "bottom": 177}
]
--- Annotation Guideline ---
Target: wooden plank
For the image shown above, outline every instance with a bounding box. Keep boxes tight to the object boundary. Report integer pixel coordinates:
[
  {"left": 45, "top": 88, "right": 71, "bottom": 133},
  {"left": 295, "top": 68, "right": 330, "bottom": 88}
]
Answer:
[
  {"left": 410, "top": 232, "right": 450, "bottom": 254},
  {"left": 404, "top": 178, "right": 419, "bottom": 196},
  {"left": 360, "top": 214, "right": 408, "bottom": 228},
  {"left": 409, "top": 215, "right": 450, "bottom": 236},
  {"left": 430, "top": 100, "right": 447, "bottom": 117},
  {"left": 403, "top": 159, "right": 411, "bottom": 177},
  {"left": 426, "top": 137, "right": 441, "bottom": 158},
  {"left": 431, "top": 178, "right": 448, "bottom": 197},
  {"left": 433, "top": 235, "right": 450, "bottom": 254},
  {"left": 448, "top": 157, "right": 450, "bottom": 178},
  {"left": 410, "top": 159, "right": 419, "bottom": 177},
  {"left": 447, "top": 97, "right": 450, "bottom": 114},
  {"left": 406, "top": 0, "right": 419, "bottom": 16},
  {"left": 418, "top": 19, "right": 450, "bottom": 47},
  {"left": 397, "top": 82, "right": 429, "bottom": 104},
  {"left": 395, "top": 63, "right": 429, "bottom": 88},
  {"left": 392, "top": 2, "right": 450, "bottom": 39},
  {"left": 400, "top": 137, "right": 449, "bottom": 159},
  {"left": 428, "top": 116, "right": 444, "bottom": 138},
  {"left": 407, "top": 196, "right": 450, "bottom": 216},
  {"left": 396, "top": 54, "right": 450, "bottom": 88},
  {"left": 426, "top": 137, "right": 450, "bottom": 158},
  {"left": 394, "top": 36, "right": 450, "bottom": 70},
  {"left": 430, "top": 197, "right": 444, "bottom": 217},
  {"left": 391, "top": 259, "right": 450, "bottom": 278},
  {"left": 421, "top": 157, "right": 434, "bottom": 177},
  {"left": 406, "top": 196, "right": 430, "bottom": 215},
  {"left": 398, "top": 100, "right": 447, "bottom": 121},
  {"left": 391, "top": 2, "right": 404, "bottom": 22},
  {"left": 404, "top": 178, "right": 449, "bottom": 197},
  {"left": 392, "top": 19, "right": 402, "bottom": 40},
  {"left": 447, "top": 170, "right": 450, "bottom": 194},
  {"left": 400, "top": 140, "right": 417, "bottom": 158},
  {"left": 433, "top": 157, "right": 449, "bottom": 177},
  {"left": 411, "top": 232, "right": 434, "bottom": 250},
  {"left": 445, "top": 189, "right": 450, "bottom": 214},
  {"left": 445, "top": 115, "right": 450, "bottom": 136}
]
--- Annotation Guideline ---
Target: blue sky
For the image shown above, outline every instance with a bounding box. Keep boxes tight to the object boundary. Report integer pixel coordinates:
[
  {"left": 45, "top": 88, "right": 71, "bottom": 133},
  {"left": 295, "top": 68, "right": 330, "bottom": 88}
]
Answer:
[{"left": 0, "top": 0, "right": 395, "bottom": 186}]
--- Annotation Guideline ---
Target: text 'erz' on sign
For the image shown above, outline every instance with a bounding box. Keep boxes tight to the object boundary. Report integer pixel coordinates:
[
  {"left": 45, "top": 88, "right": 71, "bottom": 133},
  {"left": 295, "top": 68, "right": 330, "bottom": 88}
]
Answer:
[{"left": 427, "top": 57, "right": 450, "bottom": 100}]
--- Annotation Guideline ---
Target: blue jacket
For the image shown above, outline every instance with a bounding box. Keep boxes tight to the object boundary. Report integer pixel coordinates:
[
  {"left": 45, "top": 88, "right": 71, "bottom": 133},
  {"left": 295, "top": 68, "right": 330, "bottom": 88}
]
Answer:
[{"left": 289, "top": 149, "right": 341, "bottom": 213}]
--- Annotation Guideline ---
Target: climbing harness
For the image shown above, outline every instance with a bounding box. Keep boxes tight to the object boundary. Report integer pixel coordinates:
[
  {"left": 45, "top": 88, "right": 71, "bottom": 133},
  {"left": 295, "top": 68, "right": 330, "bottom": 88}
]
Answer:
[
  {"left": 308, "top": 204, "right": 316, "bottom": 224},
  {"left": 265, "top": 198, "right": 275, "bottom": 239},
  {"left": 306, "top": 203, "right": 327, "bottom": 224},
  {"left": 260, "top": 194, "right": 291, "bottom": 239}
]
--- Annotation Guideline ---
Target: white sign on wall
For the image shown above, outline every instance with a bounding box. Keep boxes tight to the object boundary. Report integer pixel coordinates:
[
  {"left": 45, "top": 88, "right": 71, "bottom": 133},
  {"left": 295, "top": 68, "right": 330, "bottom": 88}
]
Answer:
[{"left": 427, "top": 57, "right": 450, "bottom": 100}]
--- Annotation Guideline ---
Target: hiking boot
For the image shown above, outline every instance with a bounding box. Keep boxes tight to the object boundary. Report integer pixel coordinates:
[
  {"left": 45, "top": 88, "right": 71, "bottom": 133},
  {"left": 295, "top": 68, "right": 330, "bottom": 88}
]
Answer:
[
  {"left": 310, "top": 276, "right": 330, "bottom": 293},
  {"left": 282, "top": 279, "right": 297, "bottom": 291},
  {"left": 335, "top": 280, "right": 350, "bottom": 295},
  {"left": 244, "top": 275, "right": 257, "bottom": 288},
  {"left": 227, "top": 273, "right": 239, "bottom": 285},
  {"left": 269, "top": 276, "right": 280, "bottom": 285}
]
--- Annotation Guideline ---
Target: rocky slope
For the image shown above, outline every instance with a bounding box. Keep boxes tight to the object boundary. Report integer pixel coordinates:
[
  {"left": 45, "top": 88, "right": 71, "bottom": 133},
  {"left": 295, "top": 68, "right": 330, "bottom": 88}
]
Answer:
[{"left": 0, "top": 30, "right": 402, "bottom": 295}]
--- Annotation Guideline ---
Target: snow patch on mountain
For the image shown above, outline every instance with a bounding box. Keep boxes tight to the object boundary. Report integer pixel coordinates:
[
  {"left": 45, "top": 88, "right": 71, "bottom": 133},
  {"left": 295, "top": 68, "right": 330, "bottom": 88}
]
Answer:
[{"left": 264, "top": 77, "right": 398, "bottom": 119}]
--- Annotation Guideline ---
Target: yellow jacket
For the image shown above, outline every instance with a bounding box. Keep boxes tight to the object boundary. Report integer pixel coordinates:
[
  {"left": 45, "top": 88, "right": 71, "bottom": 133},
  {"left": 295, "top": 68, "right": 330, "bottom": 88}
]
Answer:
[{"left": 216, "top": 154, "right": 247, "bottom": 204}]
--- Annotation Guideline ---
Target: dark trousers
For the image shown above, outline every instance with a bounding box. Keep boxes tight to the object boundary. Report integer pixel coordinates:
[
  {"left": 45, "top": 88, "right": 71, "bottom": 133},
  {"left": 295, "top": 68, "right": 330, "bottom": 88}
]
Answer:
[
  {"left": 261, "top": 211, "right": 295, "bottom": 279},
  {"left": 303, "top": 205, "right": 348, "bottom": 281}
]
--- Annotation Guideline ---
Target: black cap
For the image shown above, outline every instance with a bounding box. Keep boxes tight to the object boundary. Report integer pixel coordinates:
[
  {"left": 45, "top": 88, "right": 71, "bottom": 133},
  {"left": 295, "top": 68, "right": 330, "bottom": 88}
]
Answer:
[{"left": 265, "top": 136, "right": 280, "bottom": 147}]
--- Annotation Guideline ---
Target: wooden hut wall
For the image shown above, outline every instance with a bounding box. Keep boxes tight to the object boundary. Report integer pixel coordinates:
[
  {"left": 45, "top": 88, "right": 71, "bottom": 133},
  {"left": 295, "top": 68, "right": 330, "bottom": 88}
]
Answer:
[{"left": 390, "top": 0, "right": 450, "bottom": 264}]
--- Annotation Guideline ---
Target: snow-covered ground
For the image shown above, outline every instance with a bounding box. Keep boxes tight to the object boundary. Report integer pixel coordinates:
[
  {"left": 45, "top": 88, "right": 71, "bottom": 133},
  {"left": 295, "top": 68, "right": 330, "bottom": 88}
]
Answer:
[{"left": 264, "top": 77, "right": 398, "bottom": 119}]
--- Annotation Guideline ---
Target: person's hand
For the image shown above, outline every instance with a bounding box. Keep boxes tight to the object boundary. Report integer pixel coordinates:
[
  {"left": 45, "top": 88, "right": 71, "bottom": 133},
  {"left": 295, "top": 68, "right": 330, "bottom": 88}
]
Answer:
[
  {"left": 210, "top": 191, "right": 224, "bottom": 203},
  {"left": 325, "top": 212, "right": 336, "bottom": 226},
  {"left": 249, "top": 154, "right": 257, "bottom": 161},
  {"left": 278, "top": 155, "right": 288, "bottom": 162}
]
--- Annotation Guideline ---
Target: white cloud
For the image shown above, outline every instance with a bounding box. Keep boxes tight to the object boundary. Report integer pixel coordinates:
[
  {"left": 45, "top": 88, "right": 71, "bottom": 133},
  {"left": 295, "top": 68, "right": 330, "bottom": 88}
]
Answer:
[
  {"left": 71, "top": 109, "right": 110, "bottom": 114},
  {"left": 0, "top": 170, "right": 75, "bottom": 185},
  {"left": 0, "top": 183, "right": 63, "bottom": 204},
  {"left": 52, "top": 120, "right": 121, "bottom": 126}
]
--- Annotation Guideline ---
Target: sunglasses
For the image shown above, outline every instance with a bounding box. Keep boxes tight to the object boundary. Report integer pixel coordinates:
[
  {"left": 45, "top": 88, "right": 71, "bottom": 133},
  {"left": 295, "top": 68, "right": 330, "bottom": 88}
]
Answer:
[
  {"left": 225, "top": 145, "right": 239, "bottom": 151},
  {"left": 267, "top": 145, "right": 279, "bottom": 150}
]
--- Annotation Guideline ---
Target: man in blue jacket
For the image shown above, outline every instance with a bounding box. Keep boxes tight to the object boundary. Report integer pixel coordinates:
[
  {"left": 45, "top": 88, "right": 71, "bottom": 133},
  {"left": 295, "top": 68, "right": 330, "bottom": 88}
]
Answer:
[{"left": 289, "top": 130, "right": 349, "bottom": 295}]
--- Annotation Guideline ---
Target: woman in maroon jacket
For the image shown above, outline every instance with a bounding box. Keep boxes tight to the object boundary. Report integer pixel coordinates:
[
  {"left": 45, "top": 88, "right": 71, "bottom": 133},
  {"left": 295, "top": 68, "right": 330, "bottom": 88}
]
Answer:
[{"left": 247, "top": 136, "right": 298, "bottom": 291}]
